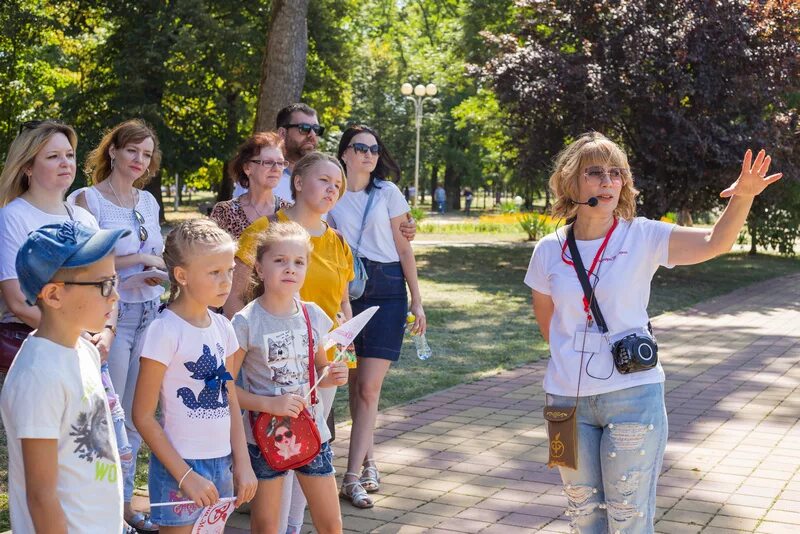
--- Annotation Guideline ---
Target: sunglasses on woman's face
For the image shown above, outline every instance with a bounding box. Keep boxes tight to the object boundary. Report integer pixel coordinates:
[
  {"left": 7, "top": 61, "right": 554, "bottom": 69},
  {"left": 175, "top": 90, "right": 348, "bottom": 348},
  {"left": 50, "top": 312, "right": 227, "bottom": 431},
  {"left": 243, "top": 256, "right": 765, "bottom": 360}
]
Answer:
[
  {"left": 349, "top": 143, "right": 380, "bottom": 155},
  {"left": 134, "top": 209, "right": 148, "bottom": 242}
]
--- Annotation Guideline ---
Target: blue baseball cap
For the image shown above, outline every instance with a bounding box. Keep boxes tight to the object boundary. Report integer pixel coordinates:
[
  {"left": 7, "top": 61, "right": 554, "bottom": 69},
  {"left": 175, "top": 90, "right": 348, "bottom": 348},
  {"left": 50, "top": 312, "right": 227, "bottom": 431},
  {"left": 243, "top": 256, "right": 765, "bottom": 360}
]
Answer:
[{"left": 15, "top": 221, "right": 130, "bottom": 305}]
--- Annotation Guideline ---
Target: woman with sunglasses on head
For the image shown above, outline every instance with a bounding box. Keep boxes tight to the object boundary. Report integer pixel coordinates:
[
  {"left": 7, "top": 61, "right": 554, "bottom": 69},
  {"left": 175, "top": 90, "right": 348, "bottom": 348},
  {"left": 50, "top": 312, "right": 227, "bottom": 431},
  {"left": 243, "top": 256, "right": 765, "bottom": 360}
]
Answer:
[
  {"left": 329, "top": 125, "right": 426, "bottom": 509},
  {"left": 526, "top": 132, "right": 782, "bottom": 533},
  {"left": 0, "top": 121, "right": 99, "bottom": 372},
  {"left": 71, "top": 118, "right": 164, "bottom": 534},
  {"left": 211, "top": 131, "right": 290, "bottom": 239}
]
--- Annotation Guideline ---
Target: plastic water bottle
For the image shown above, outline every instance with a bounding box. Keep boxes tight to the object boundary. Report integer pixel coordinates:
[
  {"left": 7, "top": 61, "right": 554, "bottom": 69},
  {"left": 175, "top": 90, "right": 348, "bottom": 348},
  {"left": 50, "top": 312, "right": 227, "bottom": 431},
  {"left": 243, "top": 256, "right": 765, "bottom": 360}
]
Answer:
[{"left": 406, "top": 313, "right": 432, "bottom": 360}]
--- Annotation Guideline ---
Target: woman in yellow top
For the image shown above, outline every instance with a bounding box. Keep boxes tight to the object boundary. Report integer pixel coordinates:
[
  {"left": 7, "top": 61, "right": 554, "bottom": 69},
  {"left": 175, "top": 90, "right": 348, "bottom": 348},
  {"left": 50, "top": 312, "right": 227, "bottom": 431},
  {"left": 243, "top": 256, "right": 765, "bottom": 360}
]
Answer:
[
  {"left": 224, "top": 152, "right": 353, "bottom": 323},
  {"left": 223, "top": 152, "right": 353, "bottom": 534}
]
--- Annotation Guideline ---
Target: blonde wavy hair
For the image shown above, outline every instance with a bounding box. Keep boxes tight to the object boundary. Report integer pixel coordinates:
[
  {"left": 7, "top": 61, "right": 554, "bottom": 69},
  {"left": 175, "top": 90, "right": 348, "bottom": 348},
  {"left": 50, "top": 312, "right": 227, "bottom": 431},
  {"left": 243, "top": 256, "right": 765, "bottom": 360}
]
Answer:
[
  {"left": 549, "top": 132, "right": 639, "bottom": 221},
  {"left": 84, "top": 119, "right": 162, "bottom": 188},
  {"left": 0, "top": 121, "right": 78, "bottom": 207}
]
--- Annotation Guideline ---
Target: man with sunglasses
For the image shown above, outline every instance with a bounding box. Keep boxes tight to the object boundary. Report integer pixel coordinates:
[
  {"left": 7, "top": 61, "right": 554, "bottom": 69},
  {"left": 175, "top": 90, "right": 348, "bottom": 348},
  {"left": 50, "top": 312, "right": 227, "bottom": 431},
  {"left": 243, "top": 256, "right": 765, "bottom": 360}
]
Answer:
[
  {"left": 274, "top": 103, "right": 325, "bottom": 201},
  {"left": 273, "top": 103, "right": 416, "bottom": 240}
]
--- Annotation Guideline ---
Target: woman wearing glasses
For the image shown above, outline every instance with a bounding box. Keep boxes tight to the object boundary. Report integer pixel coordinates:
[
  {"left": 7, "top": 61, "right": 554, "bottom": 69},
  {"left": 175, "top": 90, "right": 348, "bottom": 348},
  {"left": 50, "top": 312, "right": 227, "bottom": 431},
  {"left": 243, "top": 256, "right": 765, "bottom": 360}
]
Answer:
[
  {"left": 71, "top": 119, "right": 164, "bottom": 534},
  {"left": 526, "top": 132, "right": 782, "bottom": 533},
  {"left": 0, "top": 121, "right": 99, "bottom": 372},
  {"left": 211, "top": 131, "right": 289, "bottom": 239},
  {"left": 329, "top": 125, "right": 426, "bottom": 509}
]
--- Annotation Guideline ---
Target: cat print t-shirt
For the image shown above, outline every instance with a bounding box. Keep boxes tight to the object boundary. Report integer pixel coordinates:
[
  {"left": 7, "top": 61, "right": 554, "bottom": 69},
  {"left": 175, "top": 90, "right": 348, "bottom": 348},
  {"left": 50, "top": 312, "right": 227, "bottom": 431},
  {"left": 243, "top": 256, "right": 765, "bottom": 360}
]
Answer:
[
  {"left": 140, "top": 309, "right": 239, "bottom": 459},
  {"left": 232, "top": 299, "right": 333, "bottom": 444},
  {"left": 0, "top": 336, "right": 123, "bottom": 534}
]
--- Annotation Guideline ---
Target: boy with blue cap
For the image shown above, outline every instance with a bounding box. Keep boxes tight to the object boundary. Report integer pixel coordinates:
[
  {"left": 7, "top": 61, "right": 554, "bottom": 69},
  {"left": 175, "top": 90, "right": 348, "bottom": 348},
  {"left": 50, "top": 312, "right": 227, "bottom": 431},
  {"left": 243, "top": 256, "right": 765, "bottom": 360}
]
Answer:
[{"left": 0, "top": 220, "right": 128, "bottom": 533}]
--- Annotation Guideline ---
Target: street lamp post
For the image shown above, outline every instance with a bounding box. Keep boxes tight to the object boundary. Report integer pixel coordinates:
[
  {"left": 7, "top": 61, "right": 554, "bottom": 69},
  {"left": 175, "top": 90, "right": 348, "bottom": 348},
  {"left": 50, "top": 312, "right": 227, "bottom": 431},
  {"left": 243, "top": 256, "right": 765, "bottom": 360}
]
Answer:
[{"left": 401, "top": 82, "right": 437, "bottom": 207}]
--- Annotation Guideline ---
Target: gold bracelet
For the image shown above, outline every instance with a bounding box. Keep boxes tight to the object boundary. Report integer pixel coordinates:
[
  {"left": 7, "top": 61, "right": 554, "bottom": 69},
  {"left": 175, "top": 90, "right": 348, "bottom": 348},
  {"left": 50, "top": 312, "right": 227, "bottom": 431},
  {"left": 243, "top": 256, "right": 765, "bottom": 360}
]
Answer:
[
  {"left": 103, "top": 324, "right": 117, "bottom": 336},
  {"left": 178, "top": 467, "right": 193, "bottom": 489}
]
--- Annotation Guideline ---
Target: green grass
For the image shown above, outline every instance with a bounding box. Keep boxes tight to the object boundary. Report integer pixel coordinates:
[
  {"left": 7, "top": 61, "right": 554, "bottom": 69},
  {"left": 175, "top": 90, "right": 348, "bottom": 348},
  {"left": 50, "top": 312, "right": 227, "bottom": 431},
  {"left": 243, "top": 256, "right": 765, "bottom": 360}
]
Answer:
[{"left": 3, "top": 248, "right": 800, "bottom": 531}]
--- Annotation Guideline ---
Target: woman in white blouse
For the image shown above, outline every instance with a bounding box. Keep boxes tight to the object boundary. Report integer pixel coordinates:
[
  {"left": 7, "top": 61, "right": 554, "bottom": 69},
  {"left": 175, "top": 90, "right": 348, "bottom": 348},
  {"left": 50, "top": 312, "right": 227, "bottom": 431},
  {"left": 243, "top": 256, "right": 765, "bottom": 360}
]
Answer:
[{"left": 72, "top": 119, "right": 164, "bottom": 533}]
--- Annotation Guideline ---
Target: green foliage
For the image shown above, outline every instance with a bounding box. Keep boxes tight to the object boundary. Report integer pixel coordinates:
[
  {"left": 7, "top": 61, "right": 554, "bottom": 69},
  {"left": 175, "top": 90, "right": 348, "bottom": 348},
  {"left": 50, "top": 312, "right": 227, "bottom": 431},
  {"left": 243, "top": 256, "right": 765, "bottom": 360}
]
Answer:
[
  {"left": 747, "top": 179, "right": 800, "bottom": 256},
  {"left": 519, "top": 213, "right": 554, "bottom": 241},
  {"left": 409, "top": 206, "right": 426, "bottom": 222},
  {"left": 482, "top": 0, "right": 800, "bottom": 240},
  {"left": 499, "top": 200, "right": 517, "bottom": 214}
]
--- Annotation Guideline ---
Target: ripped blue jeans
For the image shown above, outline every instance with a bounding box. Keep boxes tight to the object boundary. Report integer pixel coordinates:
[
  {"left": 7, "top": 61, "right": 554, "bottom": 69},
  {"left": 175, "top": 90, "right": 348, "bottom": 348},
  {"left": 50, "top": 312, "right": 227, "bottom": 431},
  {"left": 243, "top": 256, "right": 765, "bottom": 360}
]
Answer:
[
  {"left": 547, "top": 382, "right": 668, "bottom": 534},
  {"left": 101, "top": 362, "right": 133, "bottom": 496}
]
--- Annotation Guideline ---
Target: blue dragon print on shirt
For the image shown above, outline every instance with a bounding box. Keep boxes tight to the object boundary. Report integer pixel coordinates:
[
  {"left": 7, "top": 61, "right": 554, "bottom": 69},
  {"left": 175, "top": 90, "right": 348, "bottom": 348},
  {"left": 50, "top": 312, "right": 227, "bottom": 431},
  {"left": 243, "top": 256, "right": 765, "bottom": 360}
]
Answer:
[{"left": 177, "top": 344, "right": 233, "bottom": 419}]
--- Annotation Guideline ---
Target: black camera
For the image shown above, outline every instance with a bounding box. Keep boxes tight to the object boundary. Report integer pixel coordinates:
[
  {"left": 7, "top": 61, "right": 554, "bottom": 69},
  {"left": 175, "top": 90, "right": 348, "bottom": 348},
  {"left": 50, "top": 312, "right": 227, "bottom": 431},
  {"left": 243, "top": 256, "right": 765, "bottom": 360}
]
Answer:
[{"left": 611, "top": 332, "right": 658, "bottom": 374}]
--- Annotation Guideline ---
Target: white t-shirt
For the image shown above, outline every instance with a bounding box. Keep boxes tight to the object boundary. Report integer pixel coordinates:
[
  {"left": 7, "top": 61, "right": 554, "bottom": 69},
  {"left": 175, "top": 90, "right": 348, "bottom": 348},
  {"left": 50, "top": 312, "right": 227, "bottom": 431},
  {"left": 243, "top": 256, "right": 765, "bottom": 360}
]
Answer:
[
  {"left": 0, "top": 336, "right": 123, "bottom": 534},
  {"left": 140, "top": 309, "right": 240, "bottom": 459},
  {"left": 328, "top": 180, "right": 409, "bottom": 263},
  {"left": 0, "top": 198, "right": 98, "bottom": 323},
  {"left": 524, "top": 217, "right": 675, "bottom": 397},
  {"left": 68, "top": 187, "right": 165, "bottom": 303},
  {"left": 232, "top": 299, "right": 333, "bottom": 444}
]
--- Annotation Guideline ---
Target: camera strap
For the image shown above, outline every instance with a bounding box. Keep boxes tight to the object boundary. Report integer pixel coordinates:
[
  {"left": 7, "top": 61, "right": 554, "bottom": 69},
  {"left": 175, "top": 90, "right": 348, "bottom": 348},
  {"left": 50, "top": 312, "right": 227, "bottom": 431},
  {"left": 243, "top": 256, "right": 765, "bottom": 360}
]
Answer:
[{"left": 564, "top": 218, "right": 618, "bottom": 335}]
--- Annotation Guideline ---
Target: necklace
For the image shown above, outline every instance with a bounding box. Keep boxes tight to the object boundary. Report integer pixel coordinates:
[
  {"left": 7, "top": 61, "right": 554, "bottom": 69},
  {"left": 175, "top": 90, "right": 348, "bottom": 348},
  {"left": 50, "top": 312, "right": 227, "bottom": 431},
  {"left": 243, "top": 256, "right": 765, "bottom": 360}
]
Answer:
[
  {"left": 241, "top": 193, "right": 272, "bottom": 220},
  {"left": 108, "top": 179, "right": 137, "bottom": 209}
]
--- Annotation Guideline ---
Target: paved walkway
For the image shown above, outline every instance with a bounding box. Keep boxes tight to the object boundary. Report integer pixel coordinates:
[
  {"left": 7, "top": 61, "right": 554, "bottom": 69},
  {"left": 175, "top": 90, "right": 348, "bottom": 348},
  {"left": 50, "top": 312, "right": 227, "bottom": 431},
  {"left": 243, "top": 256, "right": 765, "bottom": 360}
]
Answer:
[{"left": 218, "top": 272, "right": 800, "bottom": 533}]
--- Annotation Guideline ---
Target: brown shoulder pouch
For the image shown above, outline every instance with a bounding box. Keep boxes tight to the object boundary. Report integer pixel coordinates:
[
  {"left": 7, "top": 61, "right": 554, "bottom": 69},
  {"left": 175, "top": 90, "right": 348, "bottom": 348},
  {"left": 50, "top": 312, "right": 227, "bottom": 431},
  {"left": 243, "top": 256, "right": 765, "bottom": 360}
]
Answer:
[{"left": 543, "top": 405, "right": 578, "bottom": 469}]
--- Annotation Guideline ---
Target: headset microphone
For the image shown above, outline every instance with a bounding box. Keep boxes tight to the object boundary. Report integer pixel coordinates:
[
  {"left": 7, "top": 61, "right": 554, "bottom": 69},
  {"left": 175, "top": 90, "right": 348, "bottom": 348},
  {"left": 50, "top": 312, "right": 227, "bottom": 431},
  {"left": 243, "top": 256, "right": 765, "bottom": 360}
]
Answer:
[{"left": 574, "top": 197, "right": 599, "bottom": 207}]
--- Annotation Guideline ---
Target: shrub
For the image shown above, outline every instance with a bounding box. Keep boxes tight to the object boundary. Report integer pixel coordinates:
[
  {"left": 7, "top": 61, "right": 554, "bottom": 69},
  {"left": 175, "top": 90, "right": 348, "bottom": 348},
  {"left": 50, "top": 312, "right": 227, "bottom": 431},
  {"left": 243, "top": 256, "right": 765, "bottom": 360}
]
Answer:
[{"left": 519, "top": 213, "right": 555, "bottom": 241}]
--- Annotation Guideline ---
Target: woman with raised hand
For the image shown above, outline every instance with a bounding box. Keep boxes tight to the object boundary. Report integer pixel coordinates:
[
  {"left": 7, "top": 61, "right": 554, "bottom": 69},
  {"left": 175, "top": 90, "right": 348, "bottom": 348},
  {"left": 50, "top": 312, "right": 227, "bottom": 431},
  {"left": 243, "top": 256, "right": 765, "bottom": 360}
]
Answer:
[
  {"left": 329, "top": 125, "right": 426, "bottom": 509},
  {"left": 0, "top": 121, "right": 98, "bottom": 368},
  {"left": 211, "top": 131, "right": 289, "bottom": 239},
  {"left": 72, "top": 119, "right": 164, "bottom": 533},
  {"left": 527, "top": 132, "right": 782, "bottom": 533}
]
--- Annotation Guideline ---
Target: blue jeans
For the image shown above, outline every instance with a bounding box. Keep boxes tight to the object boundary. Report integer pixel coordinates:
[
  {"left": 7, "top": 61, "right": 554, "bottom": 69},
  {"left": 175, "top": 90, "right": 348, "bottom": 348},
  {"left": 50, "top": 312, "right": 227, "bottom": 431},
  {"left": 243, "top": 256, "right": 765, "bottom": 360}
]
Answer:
[
  {"left": 547, "top": 383, "right": 668, "bottom": 534},
  {"left": 148, "top": 453, "right": 233, "bottom": 527},
  {"left": 107, "top": 299, "right": 159, "bottom": 501}
]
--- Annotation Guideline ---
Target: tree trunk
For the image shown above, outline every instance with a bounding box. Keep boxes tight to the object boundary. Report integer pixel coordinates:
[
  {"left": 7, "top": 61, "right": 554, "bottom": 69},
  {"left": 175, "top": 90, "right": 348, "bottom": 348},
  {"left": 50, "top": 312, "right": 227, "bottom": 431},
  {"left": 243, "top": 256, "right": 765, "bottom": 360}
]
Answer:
[
  {"left": 748, "top": 219, "right": 758, "bottom": 255},
  {"left": 254, "top": 0, "right": 310, "bottom": 132},
  {"left": 145, "top": 170, "right": 166, "bottom": 224},
  {"left": 444, "top": 163, "right": 461, "bottom": 211}
]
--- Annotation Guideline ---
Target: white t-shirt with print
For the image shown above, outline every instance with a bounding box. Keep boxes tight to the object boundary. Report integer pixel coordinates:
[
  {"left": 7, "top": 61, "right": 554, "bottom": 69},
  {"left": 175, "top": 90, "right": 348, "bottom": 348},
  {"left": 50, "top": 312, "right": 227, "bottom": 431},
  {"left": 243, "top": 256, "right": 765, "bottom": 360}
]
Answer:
[
  {"left": 328, "top": 180, "right": 410, "bottom": 263},
  {"left": 0, "top": 198, "right": 98, "bottom": 323},
  {"left": 524, "top": 217, "right": 675, "bottom": 397},
  {"left": 0, "top": 336, "right": 123, "bottom": 534},
  {"left": 140, "top": 309, "right": 240, "bottom": 459},
  {"left": 232, "top": 299, "right": 333, "bottom": 444}
]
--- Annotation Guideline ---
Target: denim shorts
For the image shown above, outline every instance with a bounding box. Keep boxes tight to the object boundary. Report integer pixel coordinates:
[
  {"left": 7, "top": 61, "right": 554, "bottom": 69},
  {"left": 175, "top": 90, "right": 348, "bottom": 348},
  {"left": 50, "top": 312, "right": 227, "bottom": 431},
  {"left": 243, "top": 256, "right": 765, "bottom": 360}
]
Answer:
[
  {"left": 248, "top": 441, "right": 334, "bottom": 480},
  {"left": 148, "top": 453, "right": 234, "bottom": 527},
  {"left": 352, "top": 259, "right": 408, "bottom": 361}
]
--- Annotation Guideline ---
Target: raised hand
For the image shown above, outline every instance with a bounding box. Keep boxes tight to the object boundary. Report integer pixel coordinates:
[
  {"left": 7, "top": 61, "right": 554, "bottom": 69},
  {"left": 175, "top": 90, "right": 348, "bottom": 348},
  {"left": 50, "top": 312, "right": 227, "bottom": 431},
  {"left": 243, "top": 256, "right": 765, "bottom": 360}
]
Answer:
[{"left": 720, "top": 149, "right": 783, "bottom": 198}]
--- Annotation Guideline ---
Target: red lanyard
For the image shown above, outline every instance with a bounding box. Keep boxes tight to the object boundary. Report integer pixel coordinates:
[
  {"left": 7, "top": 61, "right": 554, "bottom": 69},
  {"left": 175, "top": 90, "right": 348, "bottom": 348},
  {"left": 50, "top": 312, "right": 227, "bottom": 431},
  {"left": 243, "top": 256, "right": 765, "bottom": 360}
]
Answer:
[{"left": 561, "top": 217, "right": 618, "bottom": 323}]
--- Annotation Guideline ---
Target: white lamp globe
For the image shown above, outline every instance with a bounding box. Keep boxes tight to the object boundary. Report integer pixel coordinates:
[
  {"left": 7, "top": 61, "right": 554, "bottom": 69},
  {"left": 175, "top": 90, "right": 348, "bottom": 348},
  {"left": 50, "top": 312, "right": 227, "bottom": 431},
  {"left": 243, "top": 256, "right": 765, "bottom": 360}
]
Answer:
[
  {"left": 425, "top": 83, "right": 438, "bottom": 96},
  {"left": 401, "top": 83, "right": 413, "bottom": 96},
  {"left": 414, "top": 84, "right": 426, "bottom": 97}
]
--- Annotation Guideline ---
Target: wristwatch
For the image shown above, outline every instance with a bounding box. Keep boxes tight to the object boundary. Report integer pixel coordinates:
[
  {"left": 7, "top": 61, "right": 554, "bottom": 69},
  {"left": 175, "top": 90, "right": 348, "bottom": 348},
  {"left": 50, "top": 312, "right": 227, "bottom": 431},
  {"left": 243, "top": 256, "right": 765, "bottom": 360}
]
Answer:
[{"left": 104, "top": 324, "right": 117, "bottom": 336}]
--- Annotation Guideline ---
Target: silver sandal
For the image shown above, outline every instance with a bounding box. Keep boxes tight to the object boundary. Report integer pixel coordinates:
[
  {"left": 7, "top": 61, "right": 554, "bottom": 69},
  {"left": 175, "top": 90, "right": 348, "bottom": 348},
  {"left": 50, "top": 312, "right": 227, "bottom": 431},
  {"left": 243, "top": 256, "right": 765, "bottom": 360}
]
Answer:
[
  {"left": 360, "top": 458, "right": 380, "bottom": 493},
  {"left": 340, "top": 472, "right": 374, "bottom": 508}
]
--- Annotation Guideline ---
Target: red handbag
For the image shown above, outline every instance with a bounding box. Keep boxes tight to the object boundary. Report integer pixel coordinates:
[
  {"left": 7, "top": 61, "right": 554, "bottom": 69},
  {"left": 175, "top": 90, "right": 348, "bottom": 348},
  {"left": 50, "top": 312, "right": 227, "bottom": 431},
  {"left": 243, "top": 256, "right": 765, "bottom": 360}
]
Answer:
[
  {"left": 249, "top": 302, "right": 322, "bottom": 471},
  {"left": 1, "top": 322, "right": 33, "bottom": 373}
]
